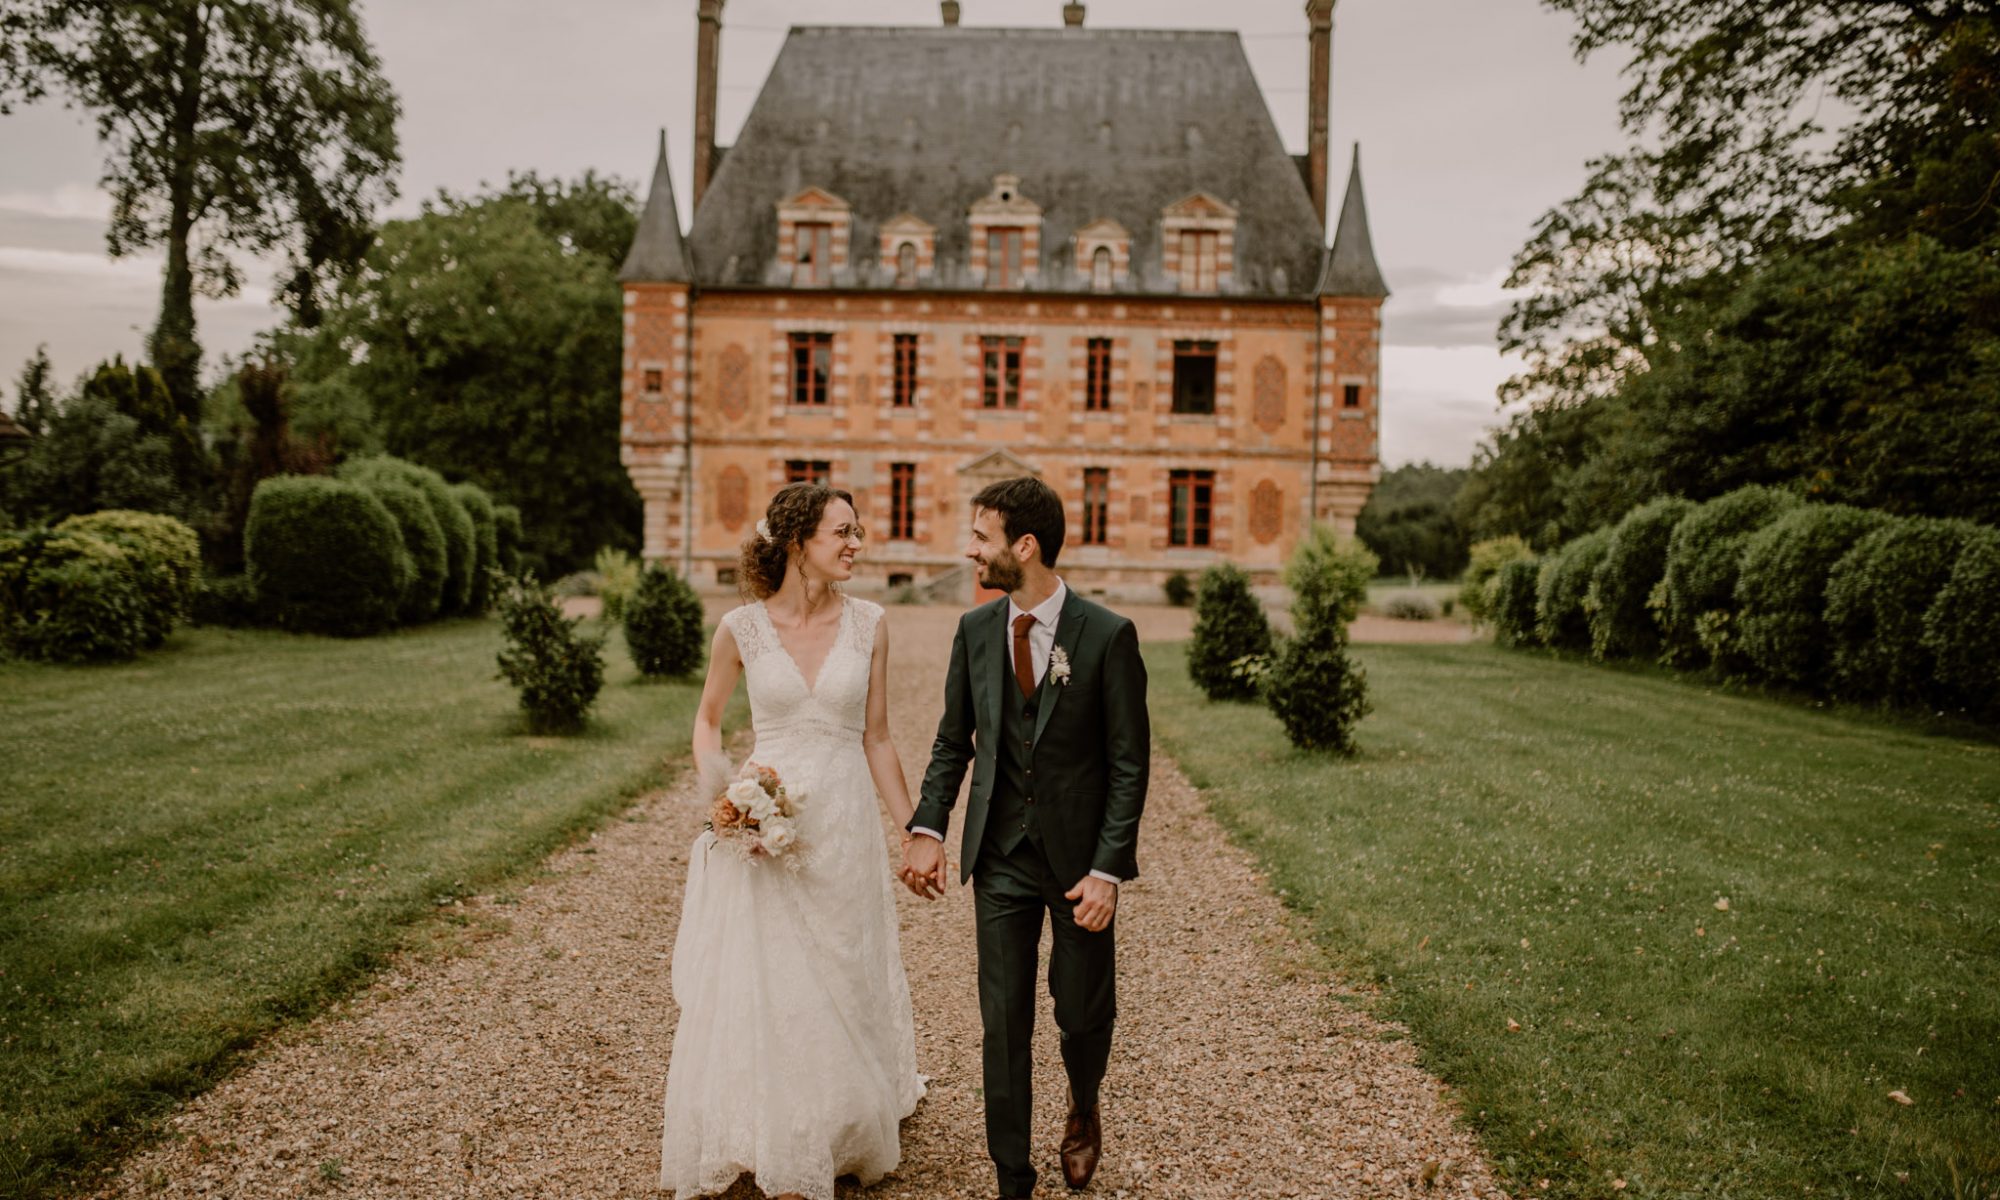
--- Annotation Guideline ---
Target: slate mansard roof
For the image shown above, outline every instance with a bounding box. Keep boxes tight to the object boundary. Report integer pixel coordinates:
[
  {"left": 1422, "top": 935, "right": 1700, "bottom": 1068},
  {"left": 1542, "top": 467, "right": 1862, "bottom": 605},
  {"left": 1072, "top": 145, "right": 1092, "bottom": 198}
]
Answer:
[{"left": 625, "top": 25, "right": 1385, "bottom": 300}]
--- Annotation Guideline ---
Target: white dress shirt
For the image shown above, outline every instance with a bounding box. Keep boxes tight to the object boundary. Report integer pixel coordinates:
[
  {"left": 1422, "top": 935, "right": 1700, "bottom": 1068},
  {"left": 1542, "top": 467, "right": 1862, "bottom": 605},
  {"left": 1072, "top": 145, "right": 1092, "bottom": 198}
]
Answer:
[{"left": 913, "top": 579, "right": 1121, "bottom": 885}]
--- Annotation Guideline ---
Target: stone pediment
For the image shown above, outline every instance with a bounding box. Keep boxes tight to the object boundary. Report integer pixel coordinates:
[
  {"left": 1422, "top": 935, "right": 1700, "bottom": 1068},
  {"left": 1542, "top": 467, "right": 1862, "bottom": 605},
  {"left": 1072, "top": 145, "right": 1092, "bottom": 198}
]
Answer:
[
  {"left": 1163, "top": 191, "right": 1238, "bottom": 220},
  {"left": 969, "top": 174, "right": 1042, "bottom": 219},
  {"left": 958, "top": 447, "right": 1041, "bottom": 479},
  {"left": 881, "top": 212, "right": 935, "bottom": 237},
  {"left": 1074, "top": 217, "right": 1130, "bottom": 242},
  {"left": 777, "top": 186, "right": 851, "bottom": 212}
]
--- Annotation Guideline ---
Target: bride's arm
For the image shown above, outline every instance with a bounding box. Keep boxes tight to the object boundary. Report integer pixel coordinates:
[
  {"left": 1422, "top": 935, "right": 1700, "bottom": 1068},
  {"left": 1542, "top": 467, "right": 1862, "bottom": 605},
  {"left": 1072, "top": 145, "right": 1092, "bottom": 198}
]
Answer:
[
  {"left": 861, "top": 617, "right": 917, "bottom": 830},
  {"left": 692, "top": 621, "right": 744, "bottom": 791}
]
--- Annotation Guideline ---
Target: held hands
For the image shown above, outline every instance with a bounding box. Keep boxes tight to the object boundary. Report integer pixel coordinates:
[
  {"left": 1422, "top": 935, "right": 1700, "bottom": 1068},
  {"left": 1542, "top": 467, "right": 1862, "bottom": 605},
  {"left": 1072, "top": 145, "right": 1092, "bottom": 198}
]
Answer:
[
  {"left": 1065, "top": 875, "right": 1117, "bottom": 933},
  {"left": 898, "top": 832, "right": 949, "bottom": 900}
]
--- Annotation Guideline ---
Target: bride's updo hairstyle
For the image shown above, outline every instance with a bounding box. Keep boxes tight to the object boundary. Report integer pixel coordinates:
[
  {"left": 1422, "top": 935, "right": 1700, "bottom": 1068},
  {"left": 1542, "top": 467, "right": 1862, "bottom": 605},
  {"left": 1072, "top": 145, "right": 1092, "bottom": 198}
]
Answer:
[{"left": 739, "top": 482, "right": 857, "bottom": 600}]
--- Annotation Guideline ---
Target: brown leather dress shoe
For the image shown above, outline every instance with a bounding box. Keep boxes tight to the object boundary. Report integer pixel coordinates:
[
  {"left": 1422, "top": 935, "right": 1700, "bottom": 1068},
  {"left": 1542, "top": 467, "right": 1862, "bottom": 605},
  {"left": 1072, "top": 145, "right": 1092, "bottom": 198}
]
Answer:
[{"left": 1060, "top": 1097, "right": 1102, "bottom": 1190}]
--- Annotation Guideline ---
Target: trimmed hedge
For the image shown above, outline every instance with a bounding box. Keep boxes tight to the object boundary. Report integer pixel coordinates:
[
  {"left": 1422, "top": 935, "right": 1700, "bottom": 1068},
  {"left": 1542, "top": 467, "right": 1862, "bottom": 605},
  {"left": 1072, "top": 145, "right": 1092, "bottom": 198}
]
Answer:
[
  {"left": 1459, "top": 535, "right": 1535, "bottom": 624},
  {"left": 624, "top": 562, "right": 707, "bottom": 677},
  {"left": 1657, "top": 486, "right": 1800, "bottom": 666},
  {"left": 1586, "top": 497, "right": 1693, "bottom": 660},
  {"left": 1923, "top": 530, "right": 2000, "bottom": 716},
  {"left": 1187, "top": 562, "right": 1274, "bottom": 701},
  {"left": 1491, "top": 558, "right": 1541, "bottom": 647},
  {"left": 1733, "top": 504, "right": 1893, "bottom": 691},
  {"left": 338, "top": 456, "right": 475, "bottom": 615},
  {"left": 452, "top": 483, "right": 499, "bottom": 614},
  {"left": 0, "top": 527, "right": 150, "bottom": 662},
  {"left": 364, "top": 481, "right": 448, "bottom": 623},
  {"left": 493, "top": 503, "right": 525, "bottom": 576},
  {"left": 245, "top": 475, "right": 412, "bottom": 637},
  {"left": 1535, "top": 527, "right": 1612, "bottom": 651},
  {"left": 1825, "top": 517, "right": 1983, "bottom": 704},
  {"left": 54, "top": 509, "right": 201, "bottom": 648}
]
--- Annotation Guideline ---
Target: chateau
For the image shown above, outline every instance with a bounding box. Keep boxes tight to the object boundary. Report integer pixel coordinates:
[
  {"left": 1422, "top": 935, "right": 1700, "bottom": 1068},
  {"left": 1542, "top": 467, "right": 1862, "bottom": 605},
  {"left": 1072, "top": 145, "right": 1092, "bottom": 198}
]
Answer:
[{"left": 619, "top": 1, "right": 1388, "bottom": 597}]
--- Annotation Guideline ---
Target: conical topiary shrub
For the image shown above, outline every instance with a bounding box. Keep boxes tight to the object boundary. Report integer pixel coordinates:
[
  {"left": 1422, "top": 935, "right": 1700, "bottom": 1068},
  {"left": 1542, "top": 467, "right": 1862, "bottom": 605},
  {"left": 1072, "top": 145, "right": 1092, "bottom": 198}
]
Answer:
[
  {"left": 1263, "top": 525, "right": 1372, "bottom": 753},
  {"left": 1186, "top": 562, "right": 1273, "bottom": 701},
  {"left": 625, "top": 562, "right": 708, "bottom": 678}
]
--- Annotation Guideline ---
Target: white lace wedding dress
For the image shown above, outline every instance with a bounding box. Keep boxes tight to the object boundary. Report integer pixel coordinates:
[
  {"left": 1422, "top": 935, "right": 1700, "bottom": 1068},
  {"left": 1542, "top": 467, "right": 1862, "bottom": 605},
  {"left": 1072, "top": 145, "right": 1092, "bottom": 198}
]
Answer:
[{"left": 660, "top": 596, "right": 925, "bottom": 1200}]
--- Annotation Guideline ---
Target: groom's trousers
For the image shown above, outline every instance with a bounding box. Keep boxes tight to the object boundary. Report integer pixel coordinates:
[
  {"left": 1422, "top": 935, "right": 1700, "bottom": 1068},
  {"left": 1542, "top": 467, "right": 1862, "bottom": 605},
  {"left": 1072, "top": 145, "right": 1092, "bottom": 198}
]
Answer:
[{"left": 974, "top": 830, "right": 1117, "bottom": 1198}]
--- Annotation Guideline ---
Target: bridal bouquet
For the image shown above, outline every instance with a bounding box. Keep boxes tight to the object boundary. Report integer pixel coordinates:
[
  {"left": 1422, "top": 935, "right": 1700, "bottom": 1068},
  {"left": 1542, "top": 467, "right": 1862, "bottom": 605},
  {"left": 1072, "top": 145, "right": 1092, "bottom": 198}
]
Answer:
[{"left": 707, "top": 761, "right": 806, "bottom": 863}]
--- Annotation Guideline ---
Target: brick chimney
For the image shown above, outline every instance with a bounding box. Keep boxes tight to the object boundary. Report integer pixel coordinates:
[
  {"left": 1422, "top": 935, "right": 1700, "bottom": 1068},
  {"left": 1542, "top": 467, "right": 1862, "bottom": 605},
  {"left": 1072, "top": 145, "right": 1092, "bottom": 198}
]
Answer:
[
  {"left": 1306, "top": 0, "right": 1334, "bottom": 229},
  {"left": 693, "top": 0, "right": 725, "bottom": 208},
  {"left": 1063, "top": 3, "right": 1085, "bottom": 26},
  {"left": 941, "top": 1, "right": 960, "bottom": 25}
]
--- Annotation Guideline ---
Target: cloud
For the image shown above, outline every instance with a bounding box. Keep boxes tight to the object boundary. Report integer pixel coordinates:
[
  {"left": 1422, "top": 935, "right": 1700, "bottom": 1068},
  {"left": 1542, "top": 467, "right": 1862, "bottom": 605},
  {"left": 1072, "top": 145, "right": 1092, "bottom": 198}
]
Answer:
[
  {"left": 1380, "top": 344, "right": 1519, "bottom": 468},
  {"left": 0, "top": 182, "right": 113, "bottom": 222},
  {"left": 1381, "top": 265, "right": 1519, "bottom": 351}
]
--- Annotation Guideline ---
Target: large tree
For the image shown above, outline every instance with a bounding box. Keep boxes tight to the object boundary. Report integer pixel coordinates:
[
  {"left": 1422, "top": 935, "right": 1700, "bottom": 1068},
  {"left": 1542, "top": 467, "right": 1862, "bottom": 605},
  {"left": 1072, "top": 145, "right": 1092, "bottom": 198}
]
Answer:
[
  {"left": 302, "top": 180, "right": 641, "bottom": 575},
  {"left": 0, "top": 0, "right": 400, "bottom": 405}
]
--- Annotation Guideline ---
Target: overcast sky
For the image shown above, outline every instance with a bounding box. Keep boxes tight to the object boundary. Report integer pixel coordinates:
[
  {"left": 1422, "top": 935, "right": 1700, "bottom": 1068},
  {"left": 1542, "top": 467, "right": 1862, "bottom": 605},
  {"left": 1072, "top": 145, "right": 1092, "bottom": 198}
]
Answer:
[{"left": 0, "top": 0, "right": 1628, "bottom": 467}]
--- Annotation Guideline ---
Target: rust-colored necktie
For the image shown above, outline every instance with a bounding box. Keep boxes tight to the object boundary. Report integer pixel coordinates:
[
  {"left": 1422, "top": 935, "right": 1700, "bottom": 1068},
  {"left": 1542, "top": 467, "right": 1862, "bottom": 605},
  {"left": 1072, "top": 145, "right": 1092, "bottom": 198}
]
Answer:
[{"left": 1012, "top": 612, "right": 1038, "bottom": 700}]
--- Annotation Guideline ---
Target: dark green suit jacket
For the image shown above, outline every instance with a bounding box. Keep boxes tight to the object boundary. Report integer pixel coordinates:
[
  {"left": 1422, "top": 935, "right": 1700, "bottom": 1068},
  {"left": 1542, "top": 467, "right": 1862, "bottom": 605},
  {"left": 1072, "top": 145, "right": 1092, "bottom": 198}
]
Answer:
[{"left": 912, "top": 587, "right": 1150, "bottom": 886}]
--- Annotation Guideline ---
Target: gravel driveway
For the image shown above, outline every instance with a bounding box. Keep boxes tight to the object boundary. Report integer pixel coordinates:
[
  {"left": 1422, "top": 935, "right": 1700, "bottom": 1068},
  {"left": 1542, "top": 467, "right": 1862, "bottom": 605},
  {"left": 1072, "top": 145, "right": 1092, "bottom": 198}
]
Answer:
[{"left": 89, "top": 602, "right": 1506, "bottom": 1200}]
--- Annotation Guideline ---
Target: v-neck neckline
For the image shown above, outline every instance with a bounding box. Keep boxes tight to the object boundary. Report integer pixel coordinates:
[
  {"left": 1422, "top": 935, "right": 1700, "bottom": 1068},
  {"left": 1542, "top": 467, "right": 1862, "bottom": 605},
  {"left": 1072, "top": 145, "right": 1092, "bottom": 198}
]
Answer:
[{"left": 760, "top": 596, "right": 846, "bottom": 697}]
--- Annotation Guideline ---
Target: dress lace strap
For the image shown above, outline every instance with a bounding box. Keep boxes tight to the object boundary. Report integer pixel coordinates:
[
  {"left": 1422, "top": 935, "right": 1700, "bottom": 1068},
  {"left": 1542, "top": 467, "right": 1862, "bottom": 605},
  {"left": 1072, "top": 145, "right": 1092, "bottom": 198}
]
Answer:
[
  {"left": 722, "top": 604, "right": 773, "bottom": 667},
  {"left": 850, "top": 598, "right": 884, "bottom": 660}
]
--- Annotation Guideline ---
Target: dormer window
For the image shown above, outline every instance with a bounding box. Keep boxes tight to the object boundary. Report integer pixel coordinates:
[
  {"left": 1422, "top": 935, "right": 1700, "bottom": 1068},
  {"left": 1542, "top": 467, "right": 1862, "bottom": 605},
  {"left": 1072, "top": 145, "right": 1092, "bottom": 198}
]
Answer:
[
  {"left": 896, "top": 242, "right": 918, "bottom": 286},
  {"left": 1161, "top": 192, "right": 1238, "bottom": 294},
  {"left": 969, "top": 174, "right": 1043, "bottom": 288},
  {"left": 1073, "top": 218, "right": 1130, "bottom": 293},
  {"left": 1091, "top": 247, "right": 1113, "bottom": 292},
  {"left": 879, "top": 213, "right": 936, "bottom": 287},
  {"left": 796, "top": 221, "right": 832, "bottom": 286},
  {"left": 776, "top": 186, "right": 851, "bottom": 287}
]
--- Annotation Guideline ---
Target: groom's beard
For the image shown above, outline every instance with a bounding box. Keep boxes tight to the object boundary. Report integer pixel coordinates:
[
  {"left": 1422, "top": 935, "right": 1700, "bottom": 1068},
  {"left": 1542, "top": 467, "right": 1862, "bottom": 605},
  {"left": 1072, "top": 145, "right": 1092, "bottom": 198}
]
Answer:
[{"left": 977, "top": 548, "right": 1024, "bottom": 593}]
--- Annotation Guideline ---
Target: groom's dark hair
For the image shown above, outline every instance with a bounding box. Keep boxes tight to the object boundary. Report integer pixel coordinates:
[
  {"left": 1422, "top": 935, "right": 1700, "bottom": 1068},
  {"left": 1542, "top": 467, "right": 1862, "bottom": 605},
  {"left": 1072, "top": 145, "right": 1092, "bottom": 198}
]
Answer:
[{"left": 972, "top": 476, "right": 1065, "bottom": 568}]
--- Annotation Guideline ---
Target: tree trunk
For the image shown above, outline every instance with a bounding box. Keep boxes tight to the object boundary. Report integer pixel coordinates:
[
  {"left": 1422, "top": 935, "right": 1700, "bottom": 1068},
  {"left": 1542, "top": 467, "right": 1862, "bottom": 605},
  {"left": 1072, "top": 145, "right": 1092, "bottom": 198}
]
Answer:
[{"left": 149, "top": 3, "right": 208, "bottom": 422}]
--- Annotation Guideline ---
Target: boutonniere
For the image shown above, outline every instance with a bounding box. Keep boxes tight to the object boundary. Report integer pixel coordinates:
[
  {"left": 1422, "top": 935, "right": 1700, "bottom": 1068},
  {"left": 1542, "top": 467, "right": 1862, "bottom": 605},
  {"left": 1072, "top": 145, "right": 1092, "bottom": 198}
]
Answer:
[{"left": 1048, "top": 645, "right": 1073, "bottom": 686}]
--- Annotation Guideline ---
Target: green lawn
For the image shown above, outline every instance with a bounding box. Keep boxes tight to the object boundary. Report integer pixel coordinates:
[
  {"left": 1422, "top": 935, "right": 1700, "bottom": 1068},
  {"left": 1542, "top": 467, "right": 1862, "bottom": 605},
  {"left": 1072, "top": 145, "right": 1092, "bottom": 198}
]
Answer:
[
  {"left": 0, "top": 618, "right": 708, "bottom": 1199},
  {"left": 1146, "top": 640, "right": 1999, "bottom": 1199}
]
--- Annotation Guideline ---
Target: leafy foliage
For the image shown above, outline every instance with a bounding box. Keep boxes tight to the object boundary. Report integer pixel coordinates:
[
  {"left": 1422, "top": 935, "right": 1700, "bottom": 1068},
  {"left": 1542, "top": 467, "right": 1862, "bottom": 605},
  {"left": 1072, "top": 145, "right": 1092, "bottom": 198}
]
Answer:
[
  {"left": 493, "top": 572, "right": 606, "bottom": 733},
  {"left": 1458, "top": 535, "right": 1535, "bottom": 624},
  {"left": 354, "top": 480, "right": 446, "bottom": 623},
  {"left": 1283, "top": 523, "right": 1376, "bottom": 628},
  {"left": 1586, "top": 497, "right": 1693, "bottom": 660},
  {"left": 1733, "top": 504, "right": 1893, "bottom": 691},
  {"left": 492, "top": 503, "right": 524, "bottom": 575},
  {"left": 1489, "top": 558, "right": 1542, "bottom": 647},
  {"left": 0, "top": 527, "right": 149, "bottom": 662},
  {"left": 452, "top": 482, "right": 499, "bottom": 614},
  {"left": 54, "top": 509, "right": 200, "bottom": 648},
  {"left": 244, "top": 475, "right": 409, "bottom": 637},
  {"left": 1534, "top": 527, "right": 1612, "bottom": 651},
  {"left": 1657, "top": 486, "right": 1799, "bottom": 667},
  {"left": 336, "top": 455, "right": 474, "bottom": 615},
  {"left": 1824, "top": 518, "right": 1983, "bottom": 705},
  {"left": 0, "top": 357, "right": 193, "bottom": 529},
  {"left": 623, "top": 563, "right": 707, "bottom": 678},
  {"left": 1355, "top": 462, "right": 1470, "bottom": 579},
  {"left": 1265, "top": 526, "right": 1372, "bottom": 753},
  {"left": 1161, "top": 570, "right": 1193, "bottom": 608},
  {"left": 1186, "top": 562, "right": 1273, "bottom": 701},
  {"left": 1922, "top": 531, "right": 2000, "bottom": 718},
  {"left": 593, "top": 547, "right": 642, "bottom": 623}
]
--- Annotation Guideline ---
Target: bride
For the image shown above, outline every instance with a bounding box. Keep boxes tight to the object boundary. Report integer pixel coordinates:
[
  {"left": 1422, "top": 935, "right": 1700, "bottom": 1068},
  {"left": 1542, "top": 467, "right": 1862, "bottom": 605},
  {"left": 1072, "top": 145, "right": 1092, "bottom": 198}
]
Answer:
[{"left": 660, "top": 482, "right": 934, "bottom": 1200}]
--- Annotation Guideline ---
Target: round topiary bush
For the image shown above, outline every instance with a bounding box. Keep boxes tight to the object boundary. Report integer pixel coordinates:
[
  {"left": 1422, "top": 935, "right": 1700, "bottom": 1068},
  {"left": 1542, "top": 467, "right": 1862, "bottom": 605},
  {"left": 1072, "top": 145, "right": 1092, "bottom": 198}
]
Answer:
[
  {"left": 1658, "top": 485, "right": 1801, "bottom": 667},
  {"left": 1824, "top": 516, "right": 1982, "bottom": 704},
  {"left": 0, "top": 527, "right": 150, "bottom": 662},
  {"left": 245, "top": 475, "right": 413, "bottom": 637},
  {"left": 191, "top": 571, "right": 263, "bottom": 628},
  {"left": 1459, "top": 535, "right": 1535, "bottom": 624},
  {"left": 55, "top": 509, "right": 201, "bottom": 648},
  {"left": 357, "top": 480, "right": 447, "bottom": 623},
  {"left": 338, "top": 456, "right": 475, "bottom": 615},
  {"left": 1490, "top": 557, "right": 1541, "bottom": 647},
  {"left": 1534, "top": 527, "right": 1612, "bottom": 651},
  {"left": 1381, "top": 592, "right": 1439, "bottom": 620},
  {"left": 624, "top": 562, "right": 707, "bottom": 677},
  {"left": 452, "top": 483, "right": 499, "bottom": 614},
  {"left": 1187, "top": 562, "right": 1274, "bottom": 701},
  {"left": 492, "top": 503, "right": 525, "bottom": 575},
  {"left": 1162, "top": 570, "right": 1194, "bottom": 608},
  {"left": 1586, "top": 497, "right": 1693, "bottom": 661},
  {"left": 1733, "top": 504, "right": 1894, "bottom": 691},
  {"left": 1922, "top": 529, "right": 2000, "bottom": 718},
  {"left": 495, "top": 572, "right": 606, "bottom": 733}
]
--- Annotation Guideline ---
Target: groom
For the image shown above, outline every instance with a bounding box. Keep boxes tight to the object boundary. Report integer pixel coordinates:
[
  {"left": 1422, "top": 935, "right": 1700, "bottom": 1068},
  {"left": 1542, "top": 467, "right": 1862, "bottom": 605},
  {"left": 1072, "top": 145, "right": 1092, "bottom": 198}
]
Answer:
[{"left": 901, "top": 476, "right": 1149, "bottom": 1199}]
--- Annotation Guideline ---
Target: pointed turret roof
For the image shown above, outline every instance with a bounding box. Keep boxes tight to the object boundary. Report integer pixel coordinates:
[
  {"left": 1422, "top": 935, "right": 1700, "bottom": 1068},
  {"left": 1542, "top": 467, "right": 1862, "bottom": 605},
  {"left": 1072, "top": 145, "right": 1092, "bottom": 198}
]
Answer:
[
  {"left": 1318, "top": 144, "right": 1389, "bottom": 298},
  {"left": 619, "top": 131, "right": 693, "bottom": 284}
]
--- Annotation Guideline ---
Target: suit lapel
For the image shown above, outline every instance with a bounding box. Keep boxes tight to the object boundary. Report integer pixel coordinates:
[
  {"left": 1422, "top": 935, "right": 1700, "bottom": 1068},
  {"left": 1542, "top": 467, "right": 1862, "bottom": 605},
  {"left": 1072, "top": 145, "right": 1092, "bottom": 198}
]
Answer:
[
  {"left": 976, "top": 600, "right": 1006, "bottom": 735},
  {"left": 1032, "top": 588, "right": 1088, "bottom": 746}
]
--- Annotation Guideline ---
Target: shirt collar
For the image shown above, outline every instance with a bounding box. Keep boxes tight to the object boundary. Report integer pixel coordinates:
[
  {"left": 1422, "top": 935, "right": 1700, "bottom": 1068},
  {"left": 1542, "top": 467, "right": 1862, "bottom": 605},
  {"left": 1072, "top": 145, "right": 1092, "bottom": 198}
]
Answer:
[{"left": 1008, "top": 577, "right": 1067, "bottom": 630}]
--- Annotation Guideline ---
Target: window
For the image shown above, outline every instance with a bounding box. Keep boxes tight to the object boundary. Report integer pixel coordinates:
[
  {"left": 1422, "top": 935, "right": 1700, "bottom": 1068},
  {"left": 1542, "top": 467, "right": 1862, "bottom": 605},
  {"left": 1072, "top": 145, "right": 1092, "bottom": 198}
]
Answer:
[
  {"left": 1168, "top": 469, "right": 1214, "bottom": 548},
  {"left": 986, "top": 227, "right": 1024, "bottom": 288},
  {"left": 1081, "top": 468, "right": 1110, "bottom": 546},
  {"left": 1343, "top": 383, "right": 1363, "bottom": 409},
  {"left": 1085, "top": 338, "right": 1113, "bottom": 411},
  {"left": 1091, "top": 246, "right": 1113, "bottom": 292},
  {"left": 896, "top": 242, "right": 919, "bottom": 286},
  {"left": 717, "top": 566, "right": 738, "bottom": 586},
  {"left": 795, "top": 221, "right": 832, "bottom": 285},
  {"left": 981, "top": 335, "right": 1023, "bottom": 409},
  {"left": 1172, "top": 340, "right": 1218, "bottom": 414},
  {"left": 642, "top": 368, "right": 663, "bottom": 395},
  {"left": 789, "top": 332, "right": 832, "bottom": 406},
  {"left": 892, "top": 334, "right": 919, "bottom": 407},
  {"left": 889, "top": 462, "right": 917, "bottom": 539},
  {"left": 887, "top": 572, "right": 914, "bottom": 588},
  {"left": 1178, "top": 230, "right": 1218, "bottom": 291},
  {"left": 785, "top": 459, "right": 832, "bottom": 486}
]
